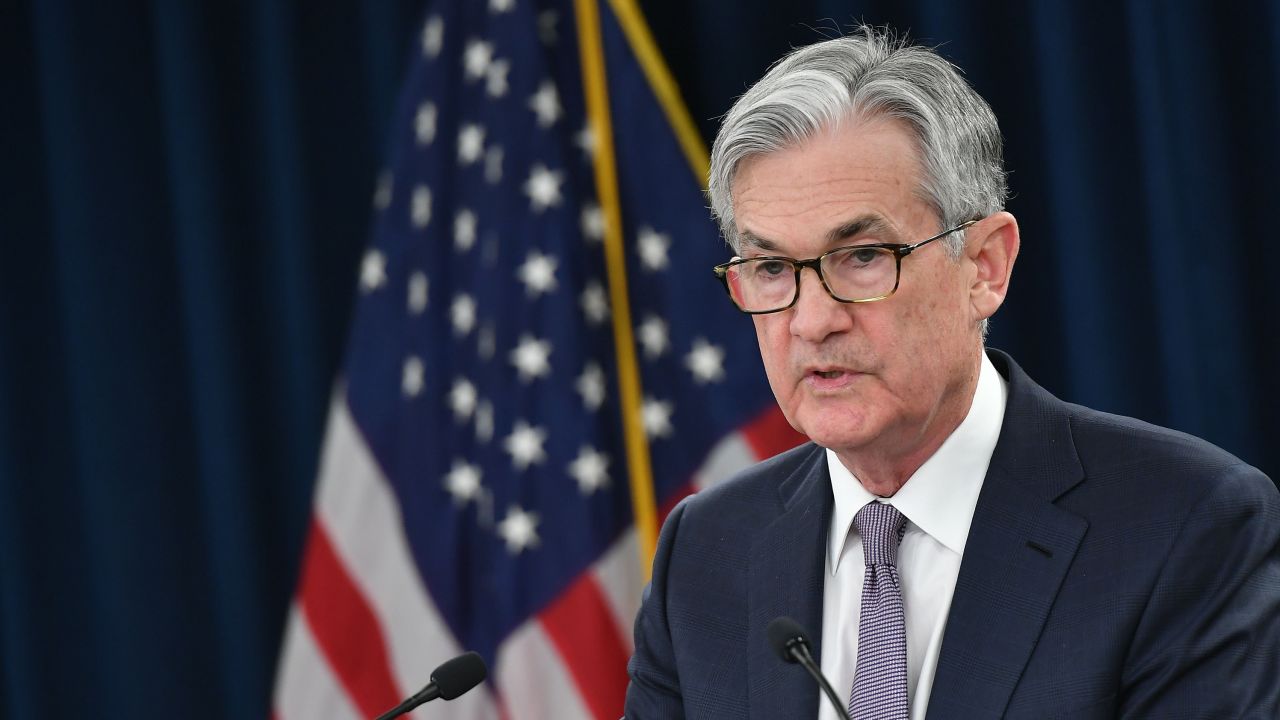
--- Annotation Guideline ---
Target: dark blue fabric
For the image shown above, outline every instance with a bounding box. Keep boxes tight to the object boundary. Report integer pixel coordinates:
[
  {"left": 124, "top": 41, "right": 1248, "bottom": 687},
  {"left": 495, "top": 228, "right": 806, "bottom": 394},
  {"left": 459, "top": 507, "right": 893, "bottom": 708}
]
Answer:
[
  {"left": 2, "top": 1, "right": 1279, "bottom": 718},
  {"left": 624, "top": 351, "right": 1280, "bottom": 718}
]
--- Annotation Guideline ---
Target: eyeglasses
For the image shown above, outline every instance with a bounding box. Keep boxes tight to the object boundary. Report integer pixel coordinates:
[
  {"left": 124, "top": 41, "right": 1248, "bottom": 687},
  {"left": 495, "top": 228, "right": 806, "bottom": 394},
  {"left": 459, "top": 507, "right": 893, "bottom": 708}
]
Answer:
[{"left": 712, "top": 220, "right": 978, "bottom": 314}]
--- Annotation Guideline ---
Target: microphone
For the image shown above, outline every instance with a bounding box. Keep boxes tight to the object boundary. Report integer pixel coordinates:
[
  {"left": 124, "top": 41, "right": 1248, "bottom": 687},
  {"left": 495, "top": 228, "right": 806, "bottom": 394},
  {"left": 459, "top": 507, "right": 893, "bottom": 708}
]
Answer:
[
  {"left": 767, "top": 617, "right": 851, "bottom": 720},
  {"left": 373, "top": 651, "right": 487, "bottom": 720}
]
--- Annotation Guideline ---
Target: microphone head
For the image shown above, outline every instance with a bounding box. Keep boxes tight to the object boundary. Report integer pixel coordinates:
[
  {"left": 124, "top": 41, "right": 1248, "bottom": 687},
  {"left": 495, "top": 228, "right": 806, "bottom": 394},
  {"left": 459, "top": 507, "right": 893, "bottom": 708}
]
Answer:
[
  {"left": 767, "top": 616, "right": 810, "bottom": 664},
  {"left": 431, "top": 651, "right": 488, "bottom": 700}
]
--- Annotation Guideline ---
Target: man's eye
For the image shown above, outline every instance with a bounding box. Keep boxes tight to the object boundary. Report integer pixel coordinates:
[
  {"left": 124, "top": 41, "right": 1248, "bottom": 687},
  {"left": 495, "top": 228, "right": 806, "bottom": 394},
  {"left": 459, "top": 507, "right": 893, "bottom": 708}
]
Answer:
[{"left": 753, "top": 260, "right": 790, "bottom": 277}]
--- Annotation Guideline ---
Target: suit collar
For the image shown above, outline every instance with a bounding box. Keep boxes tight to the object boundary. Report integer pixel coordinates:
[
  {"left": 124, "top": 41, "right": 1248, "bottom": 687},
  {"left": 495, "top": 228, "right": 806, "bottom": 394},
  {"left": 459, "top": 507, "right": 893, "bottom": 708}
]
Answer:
[
  {"left": 925, "top": 349, "right": 1090, "bottom": 718},
  {"left": 746, "top": 443, "right": 829, "bottom": 720}
]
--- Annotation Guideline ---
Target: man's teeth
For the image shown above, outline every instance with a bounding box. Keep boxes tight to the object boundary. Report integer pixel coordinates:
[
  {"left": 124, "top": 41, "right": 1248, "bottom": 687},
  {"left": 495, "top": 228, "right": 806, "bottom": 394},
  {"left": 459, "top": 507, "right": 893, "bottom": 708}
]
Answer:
[{"left": 816, "top": 370, "right": 841, "bottom": 379}]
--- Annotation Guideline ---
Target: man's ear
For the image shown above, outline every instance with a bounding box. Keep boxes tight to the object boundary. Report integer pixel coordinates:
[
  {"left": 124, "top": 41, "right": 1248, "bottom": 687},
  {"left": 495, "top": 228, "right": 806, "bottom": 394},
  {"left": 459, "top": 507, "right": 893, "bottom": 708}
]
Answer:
[{"left": 966, "top": 211, "right": 1020, "bottom": 321}]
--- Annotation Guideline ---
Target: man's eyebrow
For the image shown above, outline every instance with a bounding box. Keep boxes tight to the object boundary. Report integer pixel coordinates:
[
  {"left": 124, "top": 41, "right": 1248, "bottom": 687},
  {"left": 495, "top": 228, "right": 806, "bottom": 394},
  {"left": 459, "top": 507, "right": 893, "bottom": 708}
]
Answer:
[
  {"left": 737, "top": 230, "right": 783, "bottom": 253},
  {"left": 826, "top": 215, "right": 894, "bottom": 244}
]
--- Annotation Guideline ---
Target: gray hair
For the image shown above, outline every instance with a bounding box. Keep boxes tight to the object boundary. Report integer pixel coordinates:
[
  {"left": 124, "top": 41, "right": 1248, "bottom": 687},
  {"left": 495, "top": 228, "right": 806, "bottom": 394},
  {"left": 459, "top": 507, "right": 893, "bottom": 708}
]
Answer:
[{"left": 707, "top": 27, "right": 1008, "bottom": 258}]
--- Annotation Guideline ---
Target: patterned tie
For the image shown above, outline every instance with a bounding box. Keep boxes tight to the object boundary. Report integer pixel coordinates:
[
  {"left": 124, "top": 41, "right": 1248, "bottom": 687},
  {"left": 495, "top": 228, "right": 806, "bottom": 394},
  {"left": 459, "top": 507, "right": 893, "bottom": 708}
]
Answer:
[{"left": 848, "top": 501, "right": 909, "bottom": 720}]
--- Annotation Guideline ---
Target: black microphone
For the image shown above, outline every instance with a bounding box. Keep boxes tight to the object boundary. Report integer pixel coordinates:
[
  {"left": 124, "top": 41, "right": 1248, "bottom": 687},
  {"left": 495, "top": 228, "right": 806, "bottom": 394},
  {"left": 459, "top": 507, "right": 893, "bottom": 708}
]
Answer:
[
  {"left": 373, "top": 651, "right": 487, "bottom": 720},
  {"left": 767, "top": 617, "right": 851, "bottom": 720}
]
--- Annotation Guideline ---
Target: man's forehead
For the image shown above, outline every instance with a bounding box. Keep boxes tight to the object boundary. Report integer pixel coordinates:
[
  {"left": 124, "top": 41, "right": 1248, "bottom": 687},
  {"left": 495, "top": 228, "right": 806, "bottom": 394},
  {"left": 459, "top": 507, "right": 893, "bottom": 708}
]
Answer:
[{"left": 737, "top": 214, "right": 899, "bottom": 253}]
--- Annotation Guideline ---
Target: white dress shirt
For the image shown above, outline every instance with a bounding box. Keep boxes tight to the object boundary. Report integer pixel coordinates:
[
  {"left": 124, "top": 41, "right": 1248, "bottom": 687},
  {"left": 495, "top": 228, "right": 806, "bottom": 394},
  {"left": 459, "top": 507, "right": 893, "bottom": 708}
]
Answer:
[{"left": 817, "top": 352, "right": 1008, "bottom": 720}]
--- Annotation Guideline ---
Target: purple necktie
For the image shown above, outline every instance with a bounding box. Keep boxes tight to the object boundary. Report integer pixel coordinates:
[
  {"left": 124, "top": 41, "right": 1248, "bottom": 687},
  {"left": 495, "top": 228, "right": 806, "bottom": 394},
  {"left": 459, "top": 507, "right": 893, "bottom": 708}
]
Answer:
[{"left": 848, "top": 501, "right": 909, "bottom": 720}]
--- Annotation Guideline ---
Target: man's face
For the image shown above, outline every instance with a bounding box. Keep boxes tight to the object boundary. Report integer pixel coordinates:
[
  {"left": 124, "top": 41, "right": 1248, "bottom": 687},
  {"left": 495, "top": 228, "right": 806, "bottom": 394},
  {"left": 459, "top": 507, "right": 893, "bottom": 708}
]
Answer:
[{"left": 730, "top": 118, "right": 983, "bottom": 464}]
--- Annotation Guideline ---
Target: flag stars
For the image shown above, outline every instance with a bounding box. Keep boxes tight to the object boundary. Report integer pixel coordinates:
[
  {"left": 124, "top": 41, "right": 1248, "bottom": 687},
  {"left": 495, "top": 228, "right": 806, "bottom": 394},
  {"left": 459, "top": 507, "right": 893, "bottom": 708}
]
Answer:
[
  {"left": 475, "top": 400, "right": 495, "bottom": 443},
  {"left": 568, "top": 446, "right": 610, "bottom": 494},
  {"left": 490, "top": 0, "right": 515, "bottom": 13},
  {"left": 504, "top": 421, "right": 547, "bottom": 470},
  {"left": 538, "top": 9, "right": 558, "bottom": 45},
  {"left": 575, "top": 125, "right": 596, "bottom": 158},
  {"left": 408, "top": 271, "right": 429, "bottom": 314},
  {"left": 637, "top": 226, "right": 671, "bottom": 270},
  {"left": 485, "top": 59, "right": 510, "bottom": 98},
  {"left": 444, "top": 460, "right": 483, "bottom": 504},
  {"left": 517, "top": 251, "right": 559, "bottom": 296},
  {"left": 411, "top": 185, "right": 432, "bottom": 229},
  {"left": 360, "top": 249, "right": 387, "bottom": 292},
  {"left": 641, "top": 397, "right": 675, "bottom": 439},
  {"left": 421, "top": 16, "right": 444, "bottom": 59},
  {"left": 415, "top": 102, "right": 437, "bottom": 145},
  {"left": 497, "top": 505, "right": 540, "bottom": 554},
  {"left": 580, "top": 203, "right": 604, "bottom": 242},
  {"left": 477, "top": 322, "right": 496, "bottom": 361},
  {"left": 523, "top": 164, "right": 564, "bottom": 212},
  {"left": 637, "top": 315, "right": 669, "bottom": 359},
  {"left": 373, "top": 172, "right": 392, "bottom": 210},
  {"left": 454, "top": 209, "right": 477, "bottom": 251},
  {"left": 448, "top": 378, "right": 477, "bottom": 422},
  {"left": 463, "top": 39, "right": 494, "bottom": 81},
  {"left": 685, "top": 338, "right": 726, "bottom": 384},
  {"left": 484, "top": 146, "right": 504, "bottom": 184},
  {"left": 580, "top": 281, "right": 609, "bottom": 325},
  {"left": 458, "top": 124, "right": 486, "bottom": 165},
  {"left": 576, "top": 362, "right": 606, "bottom": 411},
  {"left": 528, "top": 81, "right": 562, "bottom": 128},
  {"left": 402, "top": 356, "right": 425, "bottom": 397},
  {"left": 451, "top": 294, "right": 477, "bottom": 335},
  {"left": 510, "top": 334, "right": 552, "bottom": 382}
]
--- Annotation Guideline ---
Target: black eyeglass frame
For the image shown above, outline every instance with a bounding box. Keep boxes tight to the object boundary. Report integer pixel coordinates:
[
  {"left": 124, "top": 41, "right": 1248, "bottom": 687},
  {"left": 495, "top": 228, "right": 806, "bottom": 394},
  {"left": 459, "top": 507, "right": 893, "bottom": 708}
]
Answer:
[{"left": 711, "top": 219, "right": 979, "bottom": 315}]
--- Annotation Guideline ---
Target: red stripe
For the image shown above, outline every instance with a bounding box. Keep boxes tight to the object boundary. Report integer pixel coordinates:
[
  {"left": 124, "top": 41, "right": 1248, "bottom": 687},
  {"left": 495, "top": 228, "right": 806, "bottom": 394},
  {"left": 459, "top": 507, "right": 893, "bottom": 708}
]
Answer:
[
  {"left": 298, "top": 518, "right": 403, "bottom": 718},
  {"left": 539, "top": 574, "right": 631, "bottom": 720},
  {"left": 741, "top": 405, "right": 807, "bottom": 459}
]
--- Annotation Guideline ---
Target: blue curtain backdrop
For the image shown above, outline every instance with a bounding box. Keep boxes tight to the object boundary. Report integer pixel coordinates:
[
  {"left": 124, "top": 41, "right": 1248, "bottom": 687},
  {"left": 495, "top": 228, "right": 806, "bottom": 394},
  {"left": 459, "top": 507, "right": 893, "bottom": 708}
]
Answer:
[{"left": 1, "top": 1, "right": 1277, "bottom": 718}]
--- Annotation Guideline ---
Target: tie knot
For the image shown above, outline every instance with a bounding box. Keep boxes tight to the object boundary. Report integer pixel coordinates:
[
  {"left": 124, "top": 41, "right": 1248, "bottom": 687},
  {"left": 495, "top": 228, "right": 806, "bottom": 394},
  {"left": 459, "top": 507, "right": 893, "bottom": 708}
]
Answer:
[{"left": 855, "top": 501, "right": 906, "bottom": 567}]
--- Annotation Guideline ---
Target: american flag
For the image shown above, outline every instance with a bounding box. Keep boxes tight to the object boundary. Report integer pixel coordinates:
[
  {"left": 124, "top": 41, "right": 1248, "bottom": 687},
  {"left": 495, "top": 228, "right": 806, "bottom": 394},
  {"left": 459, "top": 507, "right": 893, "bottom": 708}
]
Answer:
[{"left": 271, "top": 0, "right": 804, "bottom": 718}]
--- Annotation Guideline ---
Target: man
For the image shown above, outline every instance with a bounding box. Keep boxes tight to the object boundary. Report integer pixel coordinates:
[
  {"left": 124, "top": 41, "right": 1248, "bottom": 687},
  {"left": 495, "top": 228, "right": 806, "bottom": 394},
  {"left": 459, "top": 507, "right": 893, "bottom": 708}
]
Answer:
[{"left": 624, "top": 27, "right": 1279, "bottom": 719}]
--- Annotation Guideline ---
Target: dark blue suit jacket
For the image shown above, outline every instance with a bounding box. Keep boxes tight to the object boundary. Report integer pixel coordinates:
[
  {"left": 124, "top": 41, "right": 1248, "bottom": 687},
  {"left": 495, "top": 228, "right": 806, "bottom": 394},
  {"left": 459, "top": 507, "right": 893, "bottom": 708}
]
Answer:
[{"left": 625, "top": 350, "right": 1280, "bottom": 718}]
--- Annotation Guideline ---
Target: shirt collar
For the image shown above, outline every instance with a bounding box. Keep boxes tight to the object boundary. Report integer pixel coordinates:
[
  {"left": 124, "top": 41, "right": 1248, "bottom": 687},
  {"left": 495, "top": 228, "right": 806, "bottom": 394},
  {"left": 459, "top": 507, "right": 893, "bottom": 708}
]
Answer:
[{"left": 826, "top": 351, "right": 1008, "bottom": 574}]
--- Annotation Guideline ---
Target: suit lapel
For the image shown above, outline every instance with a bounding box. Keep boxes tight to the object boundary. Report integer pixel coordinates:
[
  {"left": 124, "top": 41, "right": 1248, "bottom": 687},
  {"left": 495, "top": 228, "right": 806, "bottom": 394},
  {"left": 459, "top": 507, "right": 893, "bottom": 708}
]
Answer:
[
  {"left": 746, "top": 446, "right": 830, "bottom": 720},
  {"left": 925, "top": 351, "right": 1089, "bottom": 718}
]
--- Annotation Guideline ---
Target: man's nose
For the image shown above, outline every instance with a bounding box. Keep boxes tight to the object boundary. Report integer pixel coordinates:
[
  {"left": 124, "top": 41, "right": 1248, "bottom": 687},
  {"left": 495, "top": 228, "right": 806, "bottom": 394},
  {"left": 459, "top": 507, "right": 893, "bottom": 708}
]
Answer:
[{"left": 788, "top": 266, "right": 853, "bottom": 341}]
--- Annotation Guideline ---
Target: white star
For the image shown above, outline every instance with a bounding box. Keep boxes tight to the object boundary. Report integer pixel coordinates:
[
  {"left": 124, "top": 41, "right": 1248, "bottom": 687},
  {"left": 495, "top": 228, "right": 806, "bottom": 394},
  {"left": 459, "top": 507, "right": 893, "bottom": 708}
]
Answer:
[
  {"left": 484, "top": 145, "right": 503, "bottom": 184},
  {"left": 485, "top": 58, "right": 510, "bottom": 98},
  {"left": 360, "top": 249, "right": 387, "bottom": 292},
  {"left": 451, "top": 294, "right": 476, "bottom": 335},
  {"left": 637, "top": 226, "right": 670, "bottom": 270},
  {"left": 444, "top": 460, "right": 482, "bottom": 504},
  {"left": 458, "top": 124, "right": 485, "bottom": 165},
  {"left": 568, "top": 446, "right": 610, "bottom": 494},
  {"left": 504, "top": 421, "right": 547, "bottom": 470},
  {"left": 448, "top": 378, "right": 477, "bottom": 422},
  {"left": 490, "top": 0, "right": 515, "bottom": 13},
  {"left": 509, "top": 334, "right": 552, "bottom": 382},
  {"left": 636, "top": 315, "right": 669, "bottom": 359},
  {"left": 421, "top": 16, "right": 444, "bottom": 58},
  {"left": 528, "top": 81, "right": 562, "bottom": 128},
  {"left": 576, "top": 362, "right": 606, "bottom": 411},
  {"left": 463, "top": 39, "right": 493, "bottom": 81},
  {"left": 523, "top": 164, "right": 564, "bottom": 212},
  {"left": 477, "top": 322, "right": 496, "bottom": 360},
  {"left": 538, "top": 9, "right": 558, "bottom": 45},
  {"left": 415, "top": 102, "right": 437, "bottom": 145},
  {"left": 373, "top": 172, "right": 392, "bottom": 210},
  {"left": 411, "top": 185, "right": 432, "bottom": 229},
  {"left": 575, "top": 125, "right": 595, "bottom": 158},
  {"left": 580, "top": 203, "right": 604, "bottom": 242},
  {"left": 407, "top": 271, "right": 429, "bottom": 314},
  {"left": 641, "top": 396, "right": 674, "bottom": 439},
  {"left": 454, "top": 209, "right": 477, "bottom": 251},
  {"left": 496, "top": 505, "right": 541, "bottom": 554},
  {"left": 685, "top": 338, "right": 726, "bottom": 384},
  {"left": 475, "top": 399, "right": 494, "bottom": 443},
  {"left": 517, "top": 251, "right": 559, "bottom": 297},
  {"left": 580, "top": 281, "right": 609, "bottom": 325},
  {"left": 402, "top": 355, "right": 425, "bottom": 397}
]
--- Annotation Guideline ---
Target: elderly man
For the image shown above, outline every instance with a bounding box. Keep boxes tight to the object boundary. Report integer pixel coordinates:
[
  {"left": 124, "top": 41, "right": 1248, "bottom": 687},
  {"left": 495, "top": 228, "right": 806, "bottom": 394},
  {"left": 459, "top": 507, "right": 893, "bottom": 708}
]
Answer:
[{"left": 623, "top": 28, "right": 1279, "bottom": 720}]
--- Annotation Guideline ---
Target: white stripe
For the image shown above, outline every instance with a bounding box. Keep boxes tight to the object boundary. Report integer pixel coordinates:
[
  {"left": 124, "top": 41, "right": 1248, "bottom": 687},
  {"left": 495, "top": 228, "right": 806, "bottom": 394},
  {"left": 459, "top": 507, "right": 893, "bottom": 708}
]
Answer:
[
  {"left": 590, "top": 529, "right": 643, "bottom": 653},
  {"left": 691, "top": 431, "right": 759, "bottom": 492},
  {"left": 496, "top": 621, "right": 595, "bottom": 720},
  {"left": 312, "top": 391, "right": 497, "bottom": 719},
  {"left": 273, "top": 604, "right": 362, "bottom": 720}
]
